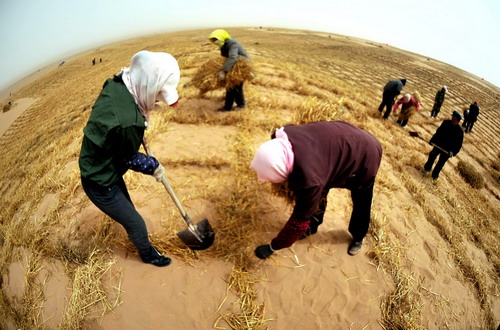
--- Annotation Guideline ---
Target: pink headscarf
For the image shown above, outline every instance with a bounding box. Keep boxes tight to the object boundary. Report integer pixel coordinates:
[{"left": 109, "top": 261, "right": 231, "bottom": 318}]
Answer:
[
  {"left": 250, "top": 128, "right": 295, "bottom": 183},
  {"left": 120, "top": 51, "right": 180, "bottom": 122}
]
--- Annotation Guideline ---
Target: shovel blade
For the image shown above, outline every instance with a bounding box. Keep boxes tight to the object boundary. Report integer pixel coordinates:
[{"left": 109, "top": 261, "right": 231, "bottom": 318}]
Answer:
[{"left": 177, "top": 218, "right": 215, "bottom": 250}]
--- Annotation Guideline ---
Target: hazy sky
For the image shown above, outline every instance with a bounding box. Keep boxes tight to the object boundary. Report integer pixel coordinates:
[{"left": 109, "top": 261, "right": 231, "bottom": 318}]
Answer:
[{"left": 0, "top": 0, "right": 499, "bottom": 90}]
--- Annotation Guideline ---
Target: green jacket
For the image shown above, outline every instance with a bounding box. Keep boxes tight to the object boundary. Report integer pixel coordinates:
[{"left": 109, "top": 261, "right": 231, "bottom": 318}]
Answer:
[{"left": 79, "top": 76, "right": 146, "bottom": 186}]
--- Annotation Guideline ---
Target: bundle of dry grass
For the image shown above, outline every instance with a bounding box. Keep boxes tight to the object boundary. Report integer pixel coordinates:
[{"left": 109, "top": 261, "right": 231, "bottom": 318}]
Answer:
[
  {"left": 457, "top": 160, "right": 485, "bottom": 189},
  {"left": 292, "top": 97, "right": 340, "bottom": 124},
  {"left": 190, "top": 57, "right": 254, "bottom": 95}
]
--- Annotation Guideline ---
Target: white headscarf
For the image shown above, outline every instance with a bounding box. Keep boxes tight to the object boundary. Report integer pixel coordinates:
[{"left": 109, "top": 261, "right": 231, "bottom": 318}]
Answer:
[
  {"left": 250, "top": 128, "right": 295, "bottom": 183},
  {"left": 120, "top": 50, "right": 180, "bottom": 122}
]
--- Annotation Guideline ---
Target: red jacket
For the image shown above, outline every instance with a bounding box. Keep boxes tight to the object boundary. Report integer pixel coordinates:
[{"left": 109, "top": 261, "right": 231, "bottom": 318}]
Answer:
[{"left": 393, "top": 96, "right": 421, "bottom": 112}]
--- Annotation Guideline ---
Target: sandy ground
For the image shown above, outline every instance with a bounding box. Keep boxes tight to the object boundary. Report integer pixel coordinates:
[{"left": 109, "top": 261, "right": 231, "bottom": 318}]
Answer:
[
  {"left": 0, "top": 98, "right": 37, "bottom": 137},
  {"left": 1, "top": 28, "right": 498, "bottom": 329}
]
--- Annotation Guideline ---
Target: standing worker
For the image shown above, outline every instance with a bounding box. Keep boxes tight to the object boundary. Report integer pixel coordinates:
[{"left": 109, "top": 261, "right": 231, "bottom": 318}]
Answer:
[
  {"left": 250, "top": 121, "right": 382, "bottom": 259},
  {"left": 209, "top": 29, "right": 250, "bottom": 111},
  {"left": 463, "top": 101, "right": 480, "bottom": 133},
  {"left": 430, "top": 86, "right": 447, "bottom": 118},
  {"left": 79, "top": 51, "right": 181, "bottom": 267},
  {"left": 422, "top": 111, "right": 464, "bottom": 180},
  {"left": 378, "top": 78, "right": 406, "bottom": 119}
]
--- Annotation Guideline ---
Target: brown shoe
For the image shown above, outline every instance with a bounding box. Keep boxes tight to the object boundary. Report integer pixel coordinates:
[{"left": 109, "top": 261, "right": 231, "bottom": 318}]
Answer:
[{"left": 348, "top": 240, "right": 363, "bottom": 256}]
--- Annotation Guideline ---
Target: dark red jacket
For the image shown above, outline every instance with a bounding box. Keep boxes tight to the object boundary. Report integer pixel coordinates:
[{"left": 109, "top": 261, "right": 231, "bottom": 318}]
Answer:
[{"left": 271, "top": 121, "right": 382, "bottom": 250}]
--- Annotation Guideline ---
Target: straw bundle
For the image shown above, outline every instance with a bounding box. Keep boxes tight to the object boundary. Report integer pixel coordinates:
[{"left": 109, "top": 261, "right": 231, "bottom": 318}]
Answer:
[
  {"left": 457, "top": 160, "right": 485, "bottom": 189},
  {"left": 398, "top": 105, "right": 417, "bottom": 121},
  {"left": 191, "top": 57, "right": 254, "bottom": 94},
  {"left": 292, "top": 97, "right": 340, "bottom": 124}
]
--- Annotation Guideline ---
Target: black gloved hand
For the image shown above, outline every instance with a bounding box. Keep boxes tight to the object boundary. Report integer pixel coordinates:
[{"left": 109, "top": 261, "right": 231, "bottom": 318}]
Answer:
[{"left": 255, "top": 244, "right": 274, "bottom": 259}]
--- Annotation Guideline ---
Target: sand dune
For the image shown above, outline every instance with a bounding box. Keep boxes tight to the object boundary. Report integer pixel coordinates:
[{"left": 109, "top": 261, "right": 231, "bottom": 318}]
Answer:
[{"left": 0, "top": 28, "right": 499, "bottom": 329}]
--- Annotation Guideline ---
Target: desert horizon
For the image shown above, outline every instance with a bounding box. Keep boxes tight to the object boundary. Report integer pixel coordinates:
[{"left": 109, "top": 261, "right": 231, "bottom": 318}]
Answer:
[{"left": 0, "top": 27, "right": 498, "bottom": 329}]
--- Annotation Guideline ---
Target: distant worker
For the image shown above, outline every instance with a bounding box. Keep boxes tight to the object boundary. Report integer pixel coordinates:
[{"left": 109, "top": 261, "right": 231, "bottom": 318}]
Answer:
[
  {"left": 430, "top": 86, "right": 448, "bottom": 118},
  {"left": 422, "top": 111, "right": 464, "bottom": 180},
  {"left": 79, "top": 51, "right": 181, "bottom": 267},
  {"left": 462, "top": 101, "right": 480, "bottom": 133},
  {"left": 378, "top": 78, "right": 406, "bottom": 119},
  {"left": 250, "top": 121, "right": 382, "bottom": 259},
  {"left": 462, "top": 108, "right": 470, "bottom": 128},
  {"left": 209, "top": 29, "right": 250, "bottom": 111},
  {"left": 92, "top": 58, "right": 96, "bottom": 66},
  {"left": 392, "top": 91, "right": 421, "bottom": 127}
]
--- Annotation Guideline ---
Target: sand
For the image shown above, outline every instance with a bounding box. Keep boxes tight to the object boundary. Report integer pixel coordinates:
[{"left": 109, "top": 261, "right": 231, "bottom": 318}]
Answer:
[{"left": 0, "top": 28, "right": 498, "bottom": 329}]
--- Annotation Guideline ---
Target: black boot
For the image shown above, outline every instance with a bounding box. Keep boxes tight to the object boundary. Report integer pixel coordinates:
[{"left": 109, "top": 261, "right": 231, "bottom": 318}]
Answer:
[{"left": 141, "top": 247, "right": 172, "bottom": 267}]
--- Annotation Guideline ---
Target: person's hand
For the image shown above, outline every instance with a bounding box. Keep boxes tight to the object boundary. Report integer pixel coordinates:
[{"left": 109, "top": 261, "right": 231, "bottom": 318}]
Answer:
[
  {"left": 255, "top": 244, "right": 274, "bottom": 259},
  {"left": 217, "top": 70, "right": 226, "bottom": 81},
  {"left": 448, "top": 151, "right": 453, "bottom": 158},
  {"left": 153, "top": 163, "right": 165, "bottom": 182}
]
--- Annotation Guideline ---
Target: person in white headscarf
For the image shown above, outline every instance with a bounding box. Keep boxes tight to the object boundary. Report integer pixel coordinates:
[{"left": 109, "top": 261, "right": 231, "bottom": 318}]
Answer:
[{"left": 79, "top": 50, "right": 180, "bottom": 267}]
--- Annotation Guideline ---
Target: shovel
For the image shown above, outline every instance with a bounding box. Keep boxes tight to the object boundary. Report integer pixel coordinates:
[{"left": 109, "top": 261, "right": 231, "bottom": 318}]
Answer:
[
  {"left": 142, "top": 138, "right": 214, "bottom": 250},
  {"left": 409, "top": 131, "right": 450, "bottom": 154}
]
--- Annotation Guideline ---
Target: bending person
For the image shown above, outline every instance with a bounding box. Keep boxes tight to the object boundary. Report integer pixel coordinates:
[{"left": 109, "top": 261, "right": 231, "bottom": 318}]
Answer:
[{"left": 251, "top": 121, "right": 382, "bottom": 259}]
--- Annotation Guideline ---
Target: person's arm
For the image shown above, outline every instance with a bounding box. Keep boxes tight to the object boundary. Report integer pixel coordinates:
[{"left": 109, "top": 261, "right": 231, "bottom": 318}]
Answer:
[
  {"left": 115, "top": 126, "right": 159, "bottom": 175},
  {"left": 452, "top": 131, "right": 464, "bottom": 156},
  {"left": 125, "top": 152, "right": 159, "bottom": 174},
  {"left": 274, "top": 185, "right": 322, "bottom": 247},
  {"left": 430, "top": 122, "right": 445, "bottom": 146},
  {"left": 222, "top": 42, "right": 240, "bottom": 72},
  {"left": 392, "top": 98, "right": 403, "bottom": 112}
]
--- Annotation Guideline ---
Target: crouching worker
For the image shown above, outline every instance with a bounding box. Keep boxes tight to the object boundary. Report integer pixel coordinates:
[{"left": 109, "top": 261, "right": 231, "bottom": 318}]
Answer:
[
  {"left": 250, "top": 121, "right": 382, "bottom": 259},
  {"left": 79, "top": 51, "right": 180, "bottom": 267}
]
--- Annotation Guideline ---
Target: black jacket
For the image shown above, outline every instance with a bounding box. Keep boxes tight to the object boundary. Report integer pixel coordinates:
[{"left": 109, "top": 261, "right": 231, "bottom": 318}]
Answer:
[
  {"left": 430, "top": 120, "right": 464, "bottom": 156},
  {"left": 468, "top": 103, "right": 480, "bottom": 121}
]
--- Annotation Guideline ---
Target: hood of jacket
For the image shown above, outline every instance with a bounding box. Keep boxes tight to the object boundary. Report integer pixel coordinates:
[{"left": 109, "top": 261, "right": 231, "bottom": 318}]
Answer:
[{"left": 209, "top": 29, "right": 231, "bottom": 48}]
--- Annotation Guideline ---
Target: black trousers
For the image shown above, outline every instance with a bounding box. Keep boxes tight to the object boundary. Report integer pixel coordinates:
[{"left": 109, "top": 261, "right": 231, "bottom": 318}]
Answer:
[
  {"left": 464, "top": 119, "right": 476, "bottom": 133},
  {"left": 431, "top": 102, "right": 442, "bottom": 117},
  {"left": 378, "top": 92, "right": 396, "bottom": 118},
  {"left": 396, "top": 118, "right": 409, "bottom": 127},
  {"left": 224, "top": 83, "right": 245, "bottom": 110},
  {"left": 424, "top": 147, "right": 450, "bottom": 179},
  {"left": 309, "top": 184, "right": 374, "bottom": 242},
  {"left": 81, "top": 176, "right": 154, "bottom": 258}
]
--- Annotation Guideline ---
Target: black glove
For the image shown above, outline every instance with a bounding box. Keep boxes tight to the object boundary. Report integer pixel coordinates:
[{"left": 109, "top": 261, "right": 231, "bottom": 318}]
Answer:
[{"left": 255, "top": 244, "right": 274, "bottom": 259}]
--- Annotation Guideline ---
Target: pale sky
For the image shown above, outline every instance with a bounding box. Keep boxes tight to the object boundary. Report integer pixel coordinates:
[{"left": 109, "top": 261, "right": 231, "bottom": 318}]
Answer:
[{"left": 0, "top": 0, "right": 499, "bottom": 90}]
